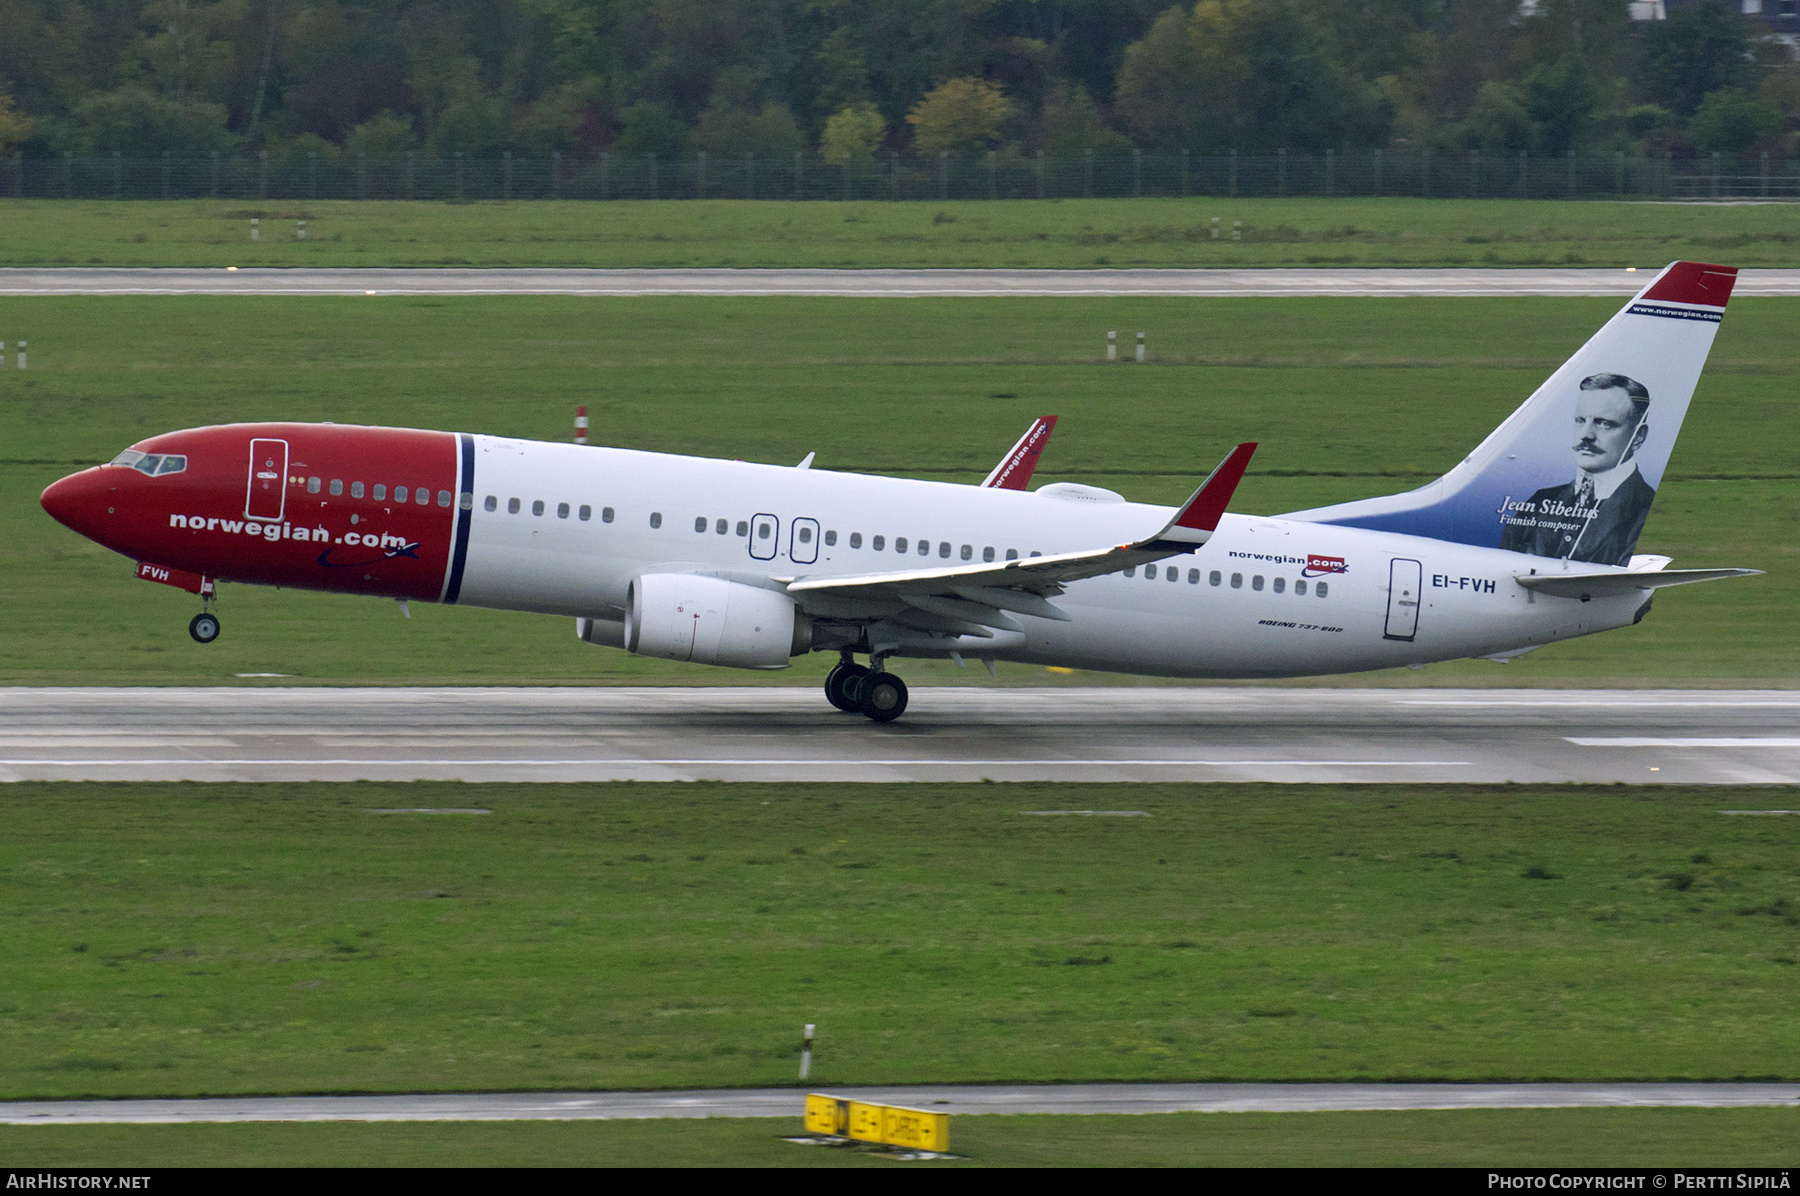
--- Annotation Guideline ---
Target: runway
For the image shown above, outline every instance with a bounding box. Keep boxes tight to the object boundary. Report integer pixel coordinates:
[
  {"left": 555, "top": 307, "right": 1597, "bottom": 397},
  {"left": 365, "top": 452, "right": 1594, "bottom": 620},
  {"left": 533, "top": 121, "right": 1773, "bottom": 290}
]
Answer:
[
  {"left": 5, "top": 266, "right": 1800, "bottom": 297},
  {"left": 3, "top": 1082, "right": 1794, "bottom": 1125},
  {"left": 3, "top": 686, "right": 1797, "bottom": 784}
]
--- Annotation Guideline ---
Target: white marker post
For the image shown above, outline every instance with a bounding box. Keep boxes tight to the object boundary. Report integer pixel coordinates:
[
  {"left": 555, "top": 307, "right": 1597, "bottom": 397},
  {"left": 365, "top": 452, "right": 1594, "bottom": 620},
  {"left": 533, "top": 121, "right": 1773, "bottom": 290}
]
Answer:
[
  {"left": 297, "top": 220, "right": 307, "bottom": 241},
  {"left": 1136, "top": 332, "right": 1145, "bottom": 363},
  {"left": 251, "top": 218, "right": 260, "bottom": 241},
  {"left": 1233, "top": 220, "right": 1241, "bottom": 242},
  {"left": 15, "top": 340, "right": 24, "bottom": 370},
  {"left": 575, "top": 405, "right": 589, "bottom": 445},
  {"left": 799, "top": 1023, "right": 814, "bottom": 1080},
  {"left": 1106, "top": 330, "right": 1117, "bottom": 362},
  {"left": 0, "top": 342, "right": 6, "bottom": 368},
  {"left": 1211, "top": 217, "right": 1220, "bottom": 239}
]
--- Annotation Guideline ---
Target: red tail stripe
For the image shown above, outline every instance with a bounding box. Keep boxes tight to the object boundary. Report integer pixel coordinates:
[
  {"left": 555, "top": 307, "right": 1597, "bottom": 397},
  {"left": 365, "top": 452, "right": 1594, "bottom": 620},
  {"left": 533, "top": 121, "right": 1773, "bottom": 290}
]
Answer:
[{"left": 1641, "top": 261, "right": 1738, "bottom": 308}]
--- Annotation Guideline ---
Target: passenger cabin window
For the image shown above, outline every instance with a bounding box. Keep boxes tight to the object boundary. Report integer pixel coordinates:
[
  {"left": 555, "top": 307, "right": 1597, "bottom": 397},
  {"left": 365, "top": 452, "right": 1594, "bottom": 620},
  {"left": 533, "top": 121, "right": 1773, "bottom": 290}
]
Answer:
[
  {"left": 824, "top": 530, "right": 837, "bottom": 546},
  {"left": 373, "top": 484, "right": 386, "bottom": 501},
  {"left": 849, "top": 533, "right": 863, "bottom": 549},
  {"left": 351, "top": 482, "right": 364, "bottom": 499},
  {"left": 307, "top": 477, "right": 321, "bottom": 494},
  {"left": 1168, "top": 568, "right": 1179, "bottom": 582},
  {"left": 1125, "top": 566, "right": 1136, "bottom": 577},
  {"left": 983, "top": 547, "right": 995, "bottom": 562},
  {"left": 558, "top": 502, "right": 570, "bottom": 519},
  {"left": 798, "top": 526, "right": 813, "bottom": 544},
  {"left": 532, "top": 500, "right": 545, "bottom": 516},
  {"left": 921, "top": 541, "right": 932, "bottom": 556},
  {"left": 939, "top": 542, "right": 951, "bottom": 558},
  {"left": 650, "top": 512, "right": 662, "bottom": 528},
  {"left": 717, "top": 519, "right": 729, "bottom": 535},
  {"left": 437, "top": 490, "right": 451, "bottom": 508},
  {"left": 734, "top": 520, "right": 747, "bottom": 535},
  {"left": 1252, "top": 575, "right": 1264, "bottom": 591},
  {"left": 508, "top": 497, "right": 520, "bottom": 514},
  {"left": 1144, "top": 565, "right": 1157, "bottom": 580},
  {"left": 1295, "top": 579, "right": 1308, "bottom": 595},
  {"left": 1189, "top": 569, "right": 1200, "bottom": 584},
  {"left": 894, "top": 537, "right": 907, "bottom": 553},
  {"left": 1317, "top": 581, "right": 1330, "bottom": 598},
  {"left": 1005, "top": 550, "right": 1018, "bottom": 560},
  {"left": 1210, "top": 570, "right": 1222, "bottom": 586},
  {"left": 757, "top": 522, "right": 770, "bottom": 540},
  {"left": 960, "top": 544, "right": 972, "bottom": 560},
  {"left": 579, "top": 505, "right": 591, "bottom": 521},
  {"left": 694, "top": 516, "right": 707, "bottom": 533},
  {"left": 603, "top": 507, "right": 615, "bottom": 523},
  {"left": 1231, "top": 572, "right": 1243, "bottom": 589},
  {"left": 484, "top": 495, "right": 497, "bottom": 512},
  {"left": 329, "top": 479, "right": 343, "bottom": 496},
  {"left": 1273, "top": 577, "right": 1286, "bottom": 593},
  {"left": 396, "top": 486, "right": 409, "bottom": 503}
]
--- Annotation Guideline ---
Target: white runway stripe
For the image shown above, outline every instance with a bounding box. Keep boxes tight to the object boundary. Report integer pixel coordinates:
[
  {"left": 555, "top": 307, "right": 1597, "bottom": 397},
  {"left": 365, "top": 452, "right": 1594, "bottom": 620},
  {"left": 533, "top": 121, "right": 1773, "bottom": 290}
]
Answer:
[{"left": 1567, "top": 737, "right": 1800, "bottom": 747}]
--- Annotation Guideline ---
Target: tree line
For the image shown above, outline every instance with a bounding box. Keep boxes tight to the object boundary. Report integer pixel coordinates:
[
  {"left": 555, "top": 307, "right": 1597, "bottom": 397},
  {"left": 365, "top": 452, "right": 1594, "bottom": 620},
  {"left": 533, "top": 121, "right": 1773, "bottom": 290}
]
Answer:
[{"left": 1, "top": 0, "right": 1795, "bottom": 166}]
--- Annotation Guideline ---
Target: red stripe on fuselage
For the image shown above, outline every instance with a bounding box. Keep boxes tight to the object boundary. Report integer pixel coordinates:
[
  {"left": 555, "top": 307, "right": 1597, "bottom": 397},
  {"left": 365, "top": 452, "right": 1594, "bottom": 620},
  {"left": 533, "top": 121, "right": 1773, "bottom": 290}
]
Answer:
[{"left": 45, "top": 423, "right": 459, "bottom": 602}]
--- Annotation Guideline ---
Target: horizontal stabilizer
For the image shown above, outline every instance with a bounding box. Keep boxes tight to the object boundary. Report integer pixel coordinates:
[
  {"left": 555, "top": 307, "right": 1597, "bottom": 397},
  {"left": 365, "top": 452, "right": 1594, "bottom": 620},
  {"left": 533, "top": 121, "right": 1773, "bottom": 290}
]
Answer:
[{"left": 1515, "top": 567, "right": 1761, "bottom": 600}]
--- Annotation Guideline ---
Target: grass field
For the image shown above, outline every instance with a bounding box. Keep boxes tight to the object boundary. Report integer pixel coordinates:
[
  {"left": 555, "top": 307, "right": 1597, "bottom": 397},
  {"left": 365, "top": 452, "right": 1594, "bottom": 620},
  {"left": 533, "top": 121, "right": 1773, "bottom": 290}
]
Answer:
[
  {"left": 4, "top": 197, "right": 1800, "bottom": 269},
  {"left": 4, "top": 781, "right": 1797, "bottom": 1101},
  {"left": 5, "top": 1108, "right": 1798, "bottom": 1167},
  {"left": 3, "top": 294, "right": 1793, "bottom": 686}
]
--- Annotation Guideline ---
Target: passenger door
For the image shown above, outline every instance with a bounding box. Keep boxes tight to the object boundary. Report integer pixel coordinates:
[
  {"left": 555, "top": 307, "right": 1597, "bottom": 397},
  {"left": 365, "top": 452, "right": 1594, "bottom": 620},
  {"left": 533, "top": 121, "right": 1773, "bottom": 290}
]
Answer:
[
  {"left": 748, "top": 513, "right": 779, "bottom": 561},
  {"left": 1384, "top": 557, "right": 1422, "bottom": 642},
  {"left": 790, "top": 517, "right": 819, "bottom": 564},
  {"left": 245, "top": 438, "right": 288, "bottom": 521}
]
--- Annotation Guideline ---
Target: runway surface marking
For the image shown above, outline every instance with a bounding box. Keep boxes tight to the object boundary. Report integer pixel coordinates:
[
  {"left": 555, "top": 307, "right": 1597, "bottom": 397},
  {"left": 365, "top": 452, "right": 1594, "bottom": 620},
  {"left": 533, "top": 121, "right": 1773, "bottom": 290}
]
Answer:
[
  {"left": 4, "top": 1083, "right": 1795, "bottom": 1124},
  {"left": 1568, "top": 737, "right": 1800, "bottom": 747},
  {"left": 7, "top": 267, "right": 1800, "bottom": 298},
  {"left": 3, "top": 686, "right": 1795, "bottom": 784}
]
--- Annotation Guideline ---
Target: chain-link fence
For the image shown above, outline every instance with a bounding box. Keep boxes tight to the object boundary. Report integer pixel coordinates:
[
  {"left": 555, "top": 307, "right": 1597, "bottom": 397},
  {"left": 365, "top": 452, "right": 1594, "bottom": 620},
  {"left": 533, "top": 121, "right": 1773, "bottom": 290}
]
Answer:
[{"left": 7, "top": 149, "right": 1799, "bottom": 201}]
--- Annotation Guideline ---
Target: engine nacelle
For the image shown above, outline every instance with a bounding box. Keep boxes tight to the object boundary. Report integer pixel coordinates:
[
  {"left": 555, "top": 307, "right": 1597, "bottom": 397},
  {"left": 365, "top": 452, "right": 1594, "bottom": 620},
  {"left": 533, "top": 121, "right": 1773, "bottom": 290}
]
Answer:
[{"left": 625, "top": 573, "right": 809, "bottom": 669}]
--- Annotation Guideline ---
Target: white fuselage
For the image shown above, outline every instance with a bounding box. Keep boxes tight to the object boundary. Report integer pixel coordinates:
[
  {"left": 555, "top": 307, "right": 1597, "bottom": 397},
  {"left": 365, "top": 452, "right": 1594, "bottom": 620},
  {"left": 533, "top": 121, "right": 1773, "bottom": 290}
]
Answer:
[{"left": 451, "top": 437, "right": 1642, "bottom": 678}]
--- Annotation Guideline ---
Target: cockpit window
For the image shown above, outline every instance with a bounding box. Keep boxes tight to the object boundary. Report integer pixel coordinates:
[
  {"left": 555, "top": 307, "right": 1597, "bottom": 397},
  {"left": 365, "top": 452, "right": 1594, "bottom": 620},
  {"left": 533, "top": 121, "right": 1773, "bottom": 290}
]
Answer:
[{"left": 108, "top": 450, "right": 187, "bottom": 477}]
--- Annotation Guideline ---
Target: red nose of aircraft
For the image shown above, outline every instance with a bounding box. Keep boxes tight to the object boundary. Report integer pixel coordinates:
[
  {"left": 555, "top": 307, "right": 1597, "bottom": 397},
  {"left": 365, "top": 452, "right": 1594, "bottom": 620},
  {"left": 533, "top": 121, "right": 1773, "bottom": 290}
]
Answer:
[{"left": 40, "top": 468, "right": 117, "bottom": 543}]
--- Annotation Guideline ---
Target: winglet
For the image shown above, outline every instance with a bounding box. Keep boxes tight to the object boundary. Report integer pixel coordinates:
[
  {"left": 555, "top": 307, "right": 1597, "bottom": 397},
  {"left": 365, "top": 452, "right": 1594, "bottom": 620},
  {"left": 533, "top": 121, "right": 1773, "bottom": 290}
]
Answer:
[
  {"left": 983, "top": 416, "right": 1058, "bottom": 489},
  {"left": 1143, "top": 442, "right": 1256, "bottom": 548}
]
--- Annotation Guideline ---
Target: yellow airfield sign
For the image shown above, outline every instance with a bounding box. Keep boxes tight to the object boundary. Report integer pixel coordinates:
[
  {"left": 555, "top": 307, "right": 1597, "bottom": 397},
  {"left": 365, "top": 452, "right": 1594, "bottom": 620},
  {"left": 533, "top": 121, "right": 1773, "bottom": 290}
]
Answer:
[{"left": 804, "top": 1093, "right": 950, "bottom": 1154}]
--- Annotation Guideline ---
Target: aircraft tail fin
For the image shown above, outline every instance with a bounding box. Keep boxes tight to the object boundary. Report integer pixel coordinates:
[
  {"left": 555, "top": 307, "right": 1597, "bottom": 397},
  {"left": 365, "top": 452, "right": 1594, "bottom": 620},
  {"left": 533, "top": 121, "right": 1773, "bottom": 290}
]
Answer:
[{"left": 1281, "top": 261, "right": 1737, "bottom": 567}]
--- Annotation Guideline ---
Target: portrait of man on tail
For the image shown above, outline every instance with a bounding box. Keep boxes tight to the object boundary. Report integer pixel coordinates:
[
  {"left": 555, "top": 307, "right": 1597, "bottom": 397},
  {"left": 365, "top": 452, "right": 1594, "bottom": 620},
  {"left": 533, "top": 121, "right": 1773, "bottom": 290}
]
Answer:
[{"left": 1498, "top": 372, "right": 1657, "bottom": 567}]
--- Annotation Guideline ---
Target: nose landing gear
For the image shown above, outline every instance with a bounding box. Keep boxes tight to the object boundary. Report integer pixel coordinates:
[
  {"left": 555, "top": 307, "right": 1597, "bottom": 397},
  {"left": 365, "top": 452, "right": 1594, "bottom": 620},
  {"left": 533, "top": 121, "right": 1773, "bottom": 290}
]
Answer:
[
  {"left": 188, "top": 580, "right": 220, "bottom": 644},
  {"left": 822, "top": 650, "right": 908, "bottom": 723}
]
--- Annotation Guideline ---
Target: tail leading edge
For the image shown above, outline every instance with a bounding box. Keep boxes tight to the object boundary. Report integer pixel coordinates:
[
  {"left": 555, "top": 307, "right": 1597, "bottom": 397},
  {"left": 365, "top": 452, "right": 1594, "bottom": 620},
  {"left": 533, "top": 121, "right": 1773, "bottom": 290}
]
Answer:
[{"left": 1281, "top": 261, "right": 1737, "bottom": 568}]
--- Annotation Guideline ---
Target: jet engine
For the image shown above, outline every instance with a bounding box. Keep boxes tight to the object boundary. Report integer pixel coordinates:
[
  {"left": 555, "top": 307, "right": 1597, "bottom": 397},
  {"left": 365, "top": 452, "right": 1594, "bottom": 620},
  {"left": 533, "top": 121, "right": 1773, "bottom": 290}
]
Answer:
[{"left": 626, "top": 573, "right": 810, "bottom": 669}]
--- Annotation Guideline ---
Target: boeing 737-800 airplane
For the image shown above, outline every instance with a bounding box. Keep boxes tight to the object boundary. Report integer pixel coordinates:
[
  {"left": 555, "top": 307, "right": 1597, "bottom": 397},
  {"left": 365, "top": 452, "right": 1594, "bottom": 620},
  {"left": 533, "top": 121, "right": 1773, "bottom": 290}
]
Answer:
[{"left": 40, "top": 261, "right": 1758, "bottom": 722}]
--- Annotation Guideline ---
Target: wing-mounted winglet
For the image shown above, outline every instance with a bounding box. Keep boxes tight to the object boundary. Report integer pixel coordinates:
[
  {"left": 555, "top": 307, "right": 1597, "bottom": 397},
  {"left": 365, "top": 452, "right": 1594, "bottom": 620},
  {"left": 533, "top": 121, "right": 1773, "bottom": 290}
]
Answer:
[
  {"left": 983, "top": 416, "right": 1058, "bottom": 489},
  {"left": 1141, "top": 442, "right": 1257, "bottom": 549}
]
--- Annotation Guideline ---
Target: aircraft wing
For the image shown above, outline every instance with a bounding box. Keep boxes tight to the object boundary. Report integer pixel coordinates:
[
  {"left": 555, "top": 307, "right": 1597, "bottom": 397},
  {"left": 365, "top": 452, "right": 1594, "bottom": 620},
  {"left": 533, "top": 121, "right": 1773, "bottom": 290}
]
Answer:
[
  {"left": 1514, "top": 567, "right": 1761, "bottom": 600},
  {"left": 982, "top": 416, "right": 1057, "bottom": 489},
  {"left": 783, "top": 443, "right": 1256, "bottom": 636}
]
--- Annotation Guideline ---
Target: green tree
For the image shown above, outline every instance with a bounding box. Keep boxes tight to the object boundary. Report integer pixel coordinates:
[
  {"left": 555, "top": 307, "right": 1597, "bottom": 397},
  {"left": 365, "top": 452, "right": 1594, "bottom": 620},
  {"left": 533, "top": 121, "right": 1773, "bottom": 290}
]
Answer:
[
  {"left": 138, "top": 0, "right": 245, "bottom": 103},
  {"left": 0, "top": 90, "right": 34, "bottom": 152},
  {"left": 1687, "top": 86, "right": 1783, "bottom": 155},
  {"left": 819, "top": 101, "right": 885, "bottom": 160},
  {"left": 1116, "top": 0, "right": 1389, "bottom": 152},
  {"left": 1038, "top": 78, "right": 1132, "bottom": 157},
  {"left": 71, "top": 84, "right": 233, "bottom": 150},
  {"left": 1638, "top": 0, "right": 1759, "bottom": 119},
  {"left": 1457, "top": 80, "right": 1532, "bottom": 155},
  {"left": 611, "top": 100, "right": 691, "bottom": 156},
  {"left": 1523, "top": 53, "right": 1596, "bottom": 155},
  {"left": 905, "top": 76, "right": 1012, "bottom": 155}
]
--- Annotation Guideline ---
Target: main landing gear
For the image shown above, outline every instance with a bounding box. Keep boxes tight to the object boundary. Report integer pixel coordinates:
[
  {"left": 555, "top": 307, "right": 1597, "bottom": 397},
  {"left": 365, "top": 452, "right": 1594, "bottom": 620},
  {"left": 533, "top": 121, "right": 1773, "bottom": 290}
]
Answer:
[{"left": 824, "top": 651, "right": 908, "bottom": 723}]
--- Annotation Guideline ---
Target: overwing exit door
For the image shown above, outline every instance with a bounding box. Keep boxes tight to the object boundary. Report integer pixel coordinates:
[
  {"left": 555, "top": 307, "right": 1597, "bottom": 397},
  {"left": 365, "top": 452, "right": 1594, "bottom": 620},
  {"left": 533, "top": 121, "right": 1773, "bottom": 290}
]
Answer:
[
  {"left": 245, "top": 438, "right": 288, "bottom": 521},
  {"left": 1384, "top": 558, "right": 1422, "bottom": 641},
  {"left": 748, "top": 513, "right": 779, "bottom": 561}
]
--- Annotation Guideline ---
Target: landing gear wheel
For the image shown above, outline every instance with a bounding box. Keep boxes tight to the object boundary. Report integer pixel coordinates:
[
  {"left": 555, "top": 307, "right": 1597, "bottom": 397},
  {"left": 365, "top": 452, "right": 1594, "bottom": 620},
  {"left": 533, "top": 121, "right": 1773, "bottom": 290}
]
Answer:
[
  {"left": 188, "top": 612, "right": 221, "bottom": 644},
  {"left": 825, "top": 662, "right": 870, "bottom": 712},
  {"left": 857, "top": 671, "right": 908, "bottom": 723}
]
